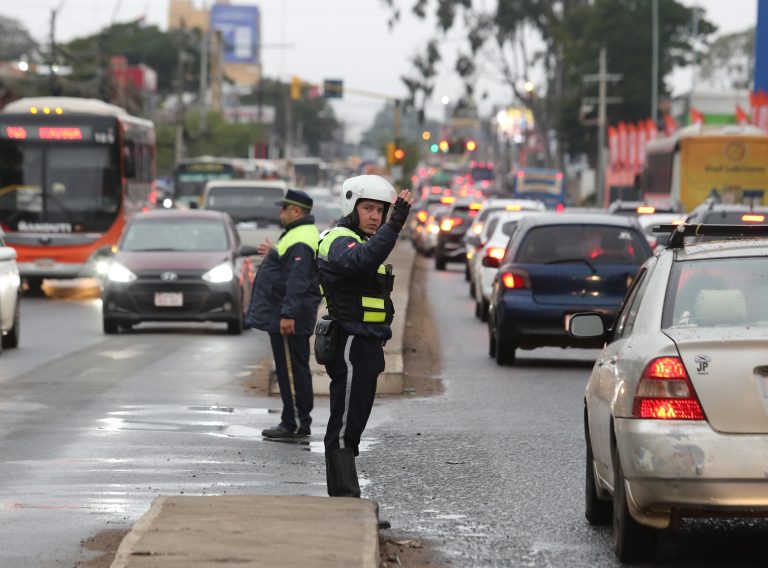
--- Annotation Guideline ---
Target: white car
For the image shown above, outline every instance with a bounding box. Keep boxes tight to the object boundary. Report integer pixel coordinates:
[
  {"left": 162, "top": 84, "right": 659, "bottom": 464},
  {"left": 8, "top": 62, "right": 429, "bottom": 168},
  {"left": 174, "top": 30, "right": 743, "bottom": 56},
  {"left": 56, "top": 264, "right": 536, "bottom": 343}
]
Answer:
[
  {"left": 636, "top": 212, "right": 685, "bottom": 248},
  {"left": 470, "top": 210, "right": 536, "bottom": 320},
  {"left": 464, "top": 198, "right": 546, "bottom": 284},
  {"left": 569, "top": 223, "right": 768, "bottom": 562},
  {"left": 0, "top": 231, "right": 21, "bottom": 354}
]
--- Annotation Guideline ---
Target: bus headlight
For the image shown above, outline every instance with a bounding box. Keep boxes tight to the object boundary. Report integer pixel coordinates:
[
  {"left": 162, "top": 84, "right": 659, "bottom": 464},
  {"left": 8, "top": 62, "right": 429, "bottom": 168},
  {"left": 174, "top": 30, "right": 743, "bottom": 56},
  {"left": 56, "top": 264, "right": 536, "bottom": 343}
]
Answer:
[
  {"left": 107, "top": 262, "right": 137, "bottom": 283},
  {"left": 202, "top": 262, "right": 234, "bottom": 283}
]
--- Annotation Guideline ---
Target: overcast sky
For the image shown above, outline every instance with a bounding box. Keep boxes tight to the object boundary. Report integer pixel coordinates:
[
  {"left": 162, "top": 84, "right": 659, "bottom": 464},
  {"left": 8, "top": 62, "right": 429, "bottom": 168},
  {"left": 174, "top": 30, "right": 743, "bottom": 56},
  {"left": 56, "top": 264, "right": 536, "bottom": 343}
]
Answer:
[{"left": 5, "top": 0, "right": 759, "bottom": 141}]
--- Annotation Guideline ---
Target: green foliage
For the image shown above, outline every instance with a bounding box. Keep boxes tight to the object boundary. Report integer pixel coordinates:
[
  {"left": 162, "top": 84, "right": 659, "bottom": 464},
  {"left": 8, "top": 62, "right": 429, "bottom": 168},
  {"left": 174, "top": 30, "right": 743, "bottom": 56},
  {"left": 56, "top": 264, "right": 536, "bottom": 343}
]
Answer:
[{"left": 0, "top": 16, "right": 37, "bottom": 60}]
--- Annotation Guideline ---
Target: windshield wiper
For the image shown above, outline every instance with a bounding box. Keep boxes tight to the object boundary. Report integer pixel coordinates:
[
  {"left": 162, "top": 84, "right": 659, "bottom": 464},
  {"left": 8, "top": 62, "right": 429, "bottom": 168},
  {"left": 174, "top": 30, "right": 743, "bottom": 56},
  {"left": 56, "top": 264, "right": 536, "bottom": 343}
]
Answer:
[{"left": 545, "top": 257, "right": 597, "bottom": 273}]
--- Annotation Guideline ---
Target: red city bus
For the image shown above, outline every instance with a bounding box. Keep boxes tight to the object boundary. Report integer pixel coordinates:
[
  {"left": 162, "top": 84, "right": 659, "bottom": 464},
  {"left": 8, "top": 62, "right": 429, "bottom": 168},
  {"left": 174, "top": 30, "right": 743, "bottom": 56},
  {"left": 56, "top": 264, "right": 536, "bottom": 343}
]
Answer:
[{"left": 0, "top": 97, "right": 155, "bottom": 292}]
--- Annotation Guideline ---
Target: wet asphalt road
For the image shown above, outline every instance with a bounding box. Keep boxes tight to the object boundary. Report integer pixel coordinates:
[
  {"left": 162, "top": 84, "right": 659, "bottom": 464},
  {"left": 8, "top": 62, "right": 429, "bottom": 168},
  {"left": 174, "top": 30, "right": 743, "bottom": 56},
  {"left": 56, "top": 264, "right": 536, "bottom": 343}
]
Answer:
[
  {"left": 363, "top": 260, "right": 768, "bottom": 568},
  {"left": 3, "top": 272, "right": 768, "bottom": 567}
]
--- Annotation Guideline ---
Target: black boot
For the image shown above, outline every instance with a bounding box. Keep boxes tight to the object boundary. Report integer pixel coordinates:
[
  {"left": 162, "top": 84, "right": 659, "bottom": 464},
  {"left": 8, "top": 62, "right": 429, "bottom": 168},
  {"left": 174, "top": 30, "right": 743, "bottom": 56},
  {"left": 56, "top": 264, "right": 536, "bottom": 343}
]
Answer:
[{"left": 325, "top": 448, "right": 361, "bottom": 497}]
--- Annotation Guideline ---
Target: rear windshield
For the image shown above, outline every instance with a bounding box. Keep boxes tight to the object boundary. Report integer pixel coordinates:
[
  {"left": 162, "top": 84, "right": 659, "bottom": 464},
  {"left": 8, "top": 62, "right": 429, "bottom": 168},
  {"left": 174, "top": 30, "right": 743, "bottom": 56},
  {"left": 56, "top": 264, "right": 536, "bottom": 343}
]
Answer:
[
  {"left": 205, "top": 186, "right": 283, "bottom": 222},
  {"left": 663, "top": 257, "right": 768, "bottom": 328},
  {"left": 516, "top": 225, "right": 648, "bottom": 265}
]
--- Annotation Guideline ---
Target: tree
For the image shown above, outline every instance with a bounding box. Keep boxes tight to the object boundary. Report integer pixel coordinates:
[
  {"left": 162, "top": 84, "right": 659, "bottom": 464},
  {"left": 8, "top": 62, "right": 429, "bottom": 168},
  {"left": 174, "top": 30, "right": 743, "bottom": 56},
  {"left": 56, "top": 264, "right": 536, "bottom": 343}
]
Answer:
[
  {"left": 0, "top": 16, "right": 37, "bottom": 60},
  {"left": 383, "top": 0, "right": 714, "bottom": 167},
  {"left": 697, "top": 28, "right": 754, "bottom": 90}
]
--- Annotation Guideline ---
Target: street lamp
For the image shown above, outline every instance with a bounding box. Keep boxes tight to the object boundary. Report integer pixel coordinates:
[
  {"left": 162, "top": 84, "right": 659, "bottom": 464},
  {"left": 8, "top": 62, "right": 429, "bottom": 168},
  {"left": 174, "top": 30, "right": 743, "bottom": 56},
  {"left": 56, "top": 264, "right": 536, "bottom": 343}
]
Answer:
[{"left": 523, "top": 80, "right": 535, "bottom": 94}]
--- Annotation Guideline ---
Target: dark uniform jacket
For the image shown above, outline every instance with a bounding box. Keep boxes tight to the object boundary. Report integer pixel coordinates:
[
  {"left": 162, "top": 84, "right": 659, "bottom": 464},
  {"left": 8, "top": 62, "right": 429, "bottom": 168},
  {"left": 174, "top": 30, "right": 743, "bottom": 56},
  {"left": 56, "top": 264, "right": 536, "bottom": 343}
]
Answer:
[
  {"left": 246, "top": 215, "right": 321, "bottom": 336},
  {"left": 317, "top": 217, "right": 399, "bottom": 341}
]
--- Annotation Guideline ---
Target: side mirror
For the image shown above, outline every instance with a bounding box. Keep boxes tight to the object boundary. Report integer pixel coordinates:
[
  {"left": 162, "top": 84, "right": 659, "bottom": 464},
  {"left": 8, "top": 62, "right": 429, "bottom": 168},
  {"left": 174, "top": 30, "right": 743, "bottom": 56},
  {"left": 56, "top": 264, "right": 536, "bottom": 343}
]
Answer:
[
  {"left": 239, "top": 245, "right": 260, "bottom": 257},
  {"left": 568, "top": 313, "right": 605, "bottom": 338},
  {"left": 481, "top": 256, "right": 500, "bottom": 268}
]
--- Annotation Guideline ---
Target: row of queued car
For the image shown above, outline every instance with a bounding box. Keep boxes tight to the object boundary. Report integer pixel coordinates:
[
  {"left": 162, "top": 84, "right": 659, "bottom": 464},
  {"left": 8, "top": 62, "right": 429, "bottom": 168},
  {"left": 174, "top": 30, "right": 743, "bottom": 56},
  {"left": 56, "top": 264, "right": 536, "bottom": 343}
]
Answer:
[
  {"left": 439, "top": 190, "right": 768, "bottom": 561},
  {"left": 0, "top": 229, "right": 21, "bottom": 356}
]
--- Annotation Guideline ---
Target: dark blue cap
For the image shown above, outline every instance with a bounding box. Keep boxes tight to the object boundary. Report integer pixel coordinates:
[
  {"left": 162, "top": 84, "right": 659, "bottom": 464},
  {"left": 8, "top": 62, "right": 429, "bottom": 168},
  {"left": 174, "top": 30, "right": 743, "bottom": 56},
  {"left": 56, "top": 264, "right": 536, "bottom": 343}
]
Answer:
[{"left": 275, "top": 189, "right": 313, "bottom": 210}]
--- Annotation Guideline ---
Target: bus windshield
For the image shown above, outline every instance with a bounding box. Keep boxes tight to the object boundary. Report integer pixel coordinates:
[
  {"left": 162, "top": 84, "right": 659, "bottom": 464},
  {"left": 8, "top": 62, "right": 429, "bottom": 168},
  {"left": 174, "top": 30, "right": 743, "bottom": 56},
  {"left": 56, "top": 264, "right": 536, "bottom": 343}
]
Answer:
[
  {"left": 0, "top": 142, "right": 120, "bottom": 232},
  {"left": 174, "top": 161, "right": 239, "bottom": 203}
]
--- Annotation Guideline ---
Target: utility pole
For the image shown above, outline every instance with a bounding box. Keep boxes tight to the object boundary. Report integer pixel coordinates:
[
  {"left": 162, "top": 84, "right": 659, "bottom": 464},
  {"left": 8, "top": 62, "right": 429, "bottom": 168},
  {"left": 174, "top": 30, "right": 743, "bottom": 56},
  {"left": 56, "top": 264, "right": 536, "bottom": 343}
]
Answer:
[
  {"left": 198, "top": 27, "right": 210, "bottom": 132},
  {"left": 48, "top": 8, "right": 60, "bottom": 95},
  {"left": 583, "top": 48, "right": 622, "bottom": 207},
  {"left": 174, "top": 21, "right": 188, "bottom": 164},
  {"left": 210, "top": 30, "right": 223, "bottom": 113},
  {"left": 651, "top": 0, "right": 659, "bottom": 125}
]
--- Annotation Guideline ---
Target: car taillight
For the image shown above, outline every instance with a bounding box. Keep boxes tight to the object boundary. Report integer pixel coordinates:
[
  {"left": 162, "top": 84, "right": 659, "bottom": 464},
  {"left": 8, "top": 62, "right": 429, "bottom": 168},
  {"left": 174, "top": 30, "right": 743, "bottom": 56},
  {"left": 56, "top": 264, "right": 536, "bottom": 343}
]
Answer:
[
  {"left": 486, "top": 247, "right": 505, "bottom": 260},
  {"left": 632, "top": 356, "right": 705, "bottom": 420},
  {"left": 440, "top": 217, "right": 463, "bottom": 231},
  {"left": 501, "top": 269, "right": 530, "bottom": 289},
  {"left": 417, "top": 210, "right": 428, "bottom": 223},
  {"left": 472, "top": 223, "right": 484, "bottom": 235}
]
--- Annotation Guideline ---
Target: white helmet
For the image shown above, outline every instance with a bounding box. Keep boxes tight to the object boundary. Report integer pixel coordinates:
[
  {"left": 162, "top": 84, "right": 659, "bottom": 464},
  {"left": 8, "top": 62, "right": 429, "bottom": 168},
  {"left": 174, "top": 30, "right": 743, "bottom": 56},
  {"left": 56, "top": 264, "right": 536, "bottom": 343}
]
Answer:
[{"left": 340, "top": 175, "right": 396, "bottom": 217}]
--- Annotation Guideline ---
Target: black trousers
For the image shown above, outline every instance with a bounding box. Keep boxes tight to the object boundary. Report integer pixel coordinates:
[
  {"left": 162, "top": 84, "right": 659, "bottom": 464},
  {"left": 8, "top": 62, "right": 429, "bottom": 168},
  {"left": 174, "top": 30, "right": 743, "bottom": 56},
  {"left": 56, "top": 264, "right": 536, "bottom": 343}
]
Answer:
[
  {"left": 269, "top": 333, "right": 314, "bottom": 433},
  {"left": 324, "top": 332, "right": 385, "bottom": 455}
]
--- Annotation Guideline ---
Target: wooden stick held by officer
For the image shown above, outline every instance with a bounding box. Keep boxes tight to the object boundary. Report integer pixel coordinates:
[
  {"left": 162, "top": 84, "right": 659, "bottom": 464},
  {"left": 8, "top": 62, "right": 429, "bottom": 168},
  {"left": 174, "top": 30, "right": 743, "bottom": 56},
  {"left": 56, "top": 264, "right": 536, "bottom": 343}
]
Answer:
[
  {"left": 245, "top": 189, "right": 322, "bottom": 439},
  {"left": 315, "top": 175, "right": 413, "bottom": 499}
]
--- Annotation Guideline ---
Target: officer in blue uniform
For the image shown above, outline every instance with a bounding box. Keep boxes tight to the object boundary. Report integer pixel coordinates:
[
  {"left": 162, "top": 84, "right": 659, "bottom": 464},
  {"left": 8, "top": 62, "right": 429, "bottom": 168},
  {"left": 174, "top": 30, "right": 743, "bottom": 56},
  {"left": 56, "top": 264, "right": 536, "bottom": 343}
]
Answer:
[
  {"left": 246, "top": 189, "right": 322, "bottom": 439},
  {"left": 316, "top": 175, "right": 413, "bottom": 496}
]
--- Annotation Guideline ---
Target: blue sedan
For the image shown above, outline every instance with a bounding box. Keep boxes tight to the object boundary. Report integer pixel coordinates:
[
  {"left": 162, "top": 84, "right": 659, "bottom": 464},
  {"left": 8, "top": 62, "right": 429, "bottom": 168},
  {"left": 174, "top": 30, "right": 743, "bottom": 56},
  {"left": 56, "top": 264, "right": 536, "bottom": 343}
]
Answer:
[{"left": 487, "top": 213, "right": 652, "bottom": 365}]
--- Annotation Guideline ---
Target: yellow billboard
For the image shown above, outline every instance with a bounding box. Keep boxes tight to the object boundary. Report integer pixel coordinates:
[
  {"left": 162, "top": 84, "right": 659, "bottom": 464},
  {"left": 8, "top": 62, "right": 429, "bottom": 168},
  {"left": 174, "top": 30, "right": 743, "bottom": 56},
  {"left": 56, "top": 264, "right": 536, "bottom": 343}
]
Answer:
[{"left": 680, "top": 136, "right": 768, "bottom": 211}]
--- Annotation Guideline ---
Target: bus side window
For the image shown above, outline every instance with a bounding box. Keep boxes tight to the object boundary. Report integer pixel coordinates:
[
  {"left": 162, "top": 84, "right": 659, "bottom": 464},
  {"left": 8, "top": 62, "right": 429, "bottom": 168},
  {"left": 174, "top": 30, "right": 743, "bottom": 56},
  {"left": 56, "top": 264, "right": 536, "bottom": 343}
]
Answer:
[{"left": 123, "top": 142, "right": 136, "bottom": 178}]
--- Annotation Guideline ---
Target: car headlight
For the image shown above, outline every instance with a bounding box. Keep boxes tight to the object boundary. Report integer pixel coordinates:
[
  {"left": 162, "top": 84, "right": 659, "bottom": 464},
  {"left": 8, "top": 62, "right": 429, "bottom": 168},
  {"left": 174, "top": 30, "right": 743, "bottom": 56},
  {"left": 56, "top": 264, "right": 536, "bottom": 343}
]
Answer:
[
  {"left": 202, "top": 262, "right": 234, "bottom": 283},
  {"left": 107, "top": 262, "right": 137, "bottom": 283},
  {"left": 95, "top": 259, "right": 112, "bottom": 276}
]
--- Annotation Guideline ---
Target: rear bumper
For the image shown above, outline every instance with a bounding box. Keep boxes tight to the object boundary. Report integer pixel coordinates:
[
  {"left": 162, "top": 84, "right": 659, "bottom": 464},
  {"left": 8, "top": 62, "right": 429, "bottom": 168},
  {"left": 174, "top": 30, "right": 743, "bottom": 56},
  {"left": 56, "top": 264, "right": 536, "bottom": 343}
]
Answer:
[
  {"left": 615, "top": 418, "right": 768, "bottom": 527},
  {"left": 495, "top": 293, "right": 616, "bottom": 348}
]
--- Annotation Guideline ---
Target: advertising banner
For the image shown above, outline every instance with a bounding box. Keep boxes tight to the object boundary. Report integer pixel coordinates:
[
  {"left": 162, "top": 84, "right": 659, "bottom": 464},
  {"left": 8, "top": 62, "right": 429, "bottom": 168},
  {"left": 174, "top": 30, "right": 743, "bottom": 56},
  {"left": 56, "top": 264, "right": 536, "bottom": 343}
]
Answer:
[{"left": 210, "top": 4, "right": 260, "bottom": 65}]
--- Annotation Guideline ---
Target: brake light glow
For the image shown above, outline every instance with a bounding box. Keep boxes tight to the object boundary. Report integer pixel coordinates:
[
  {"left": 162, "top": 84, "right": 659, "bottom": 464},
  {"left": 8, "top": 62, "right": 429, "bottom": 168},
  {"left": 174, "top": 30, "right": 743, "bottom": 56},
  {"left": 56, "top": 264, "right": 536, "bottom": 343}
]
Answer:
[
  {"left": 742, "top": 214, "right": 765, "bottom": 223},
  {"left": 417, "top": 210, "right": 428, "bottom": 223},
  {"left": 501, "top": 269, "right": 530, "bottom": 289},
  {"left": 6, "top": 126, "right": 27, "bottom": 139},
  {"left": 440, "top": 217, "right": 463, "bottom": 231},
  {"left": 469, "top": 202, "right": 483, "bottom": 210},
  {"left": 427, "top": 223, "right": 439, "bottom": 234},
  {"left": 632, "top": 357, "right": 705, "bottom": 420},
  {"left": 472, "top": 223, "right": 484, "bottom": 235},
  {"left": 636, "top": 206, "right": 656, "bottom": 214},
  {"left": 486, "top": 247, "right": 505, "bottom": 260},
  {"left": 555, "top": 203, "right": 565, "bottom": 213},
  {"left": 440, "top": 196, "right": 455, "bottom": 204}
]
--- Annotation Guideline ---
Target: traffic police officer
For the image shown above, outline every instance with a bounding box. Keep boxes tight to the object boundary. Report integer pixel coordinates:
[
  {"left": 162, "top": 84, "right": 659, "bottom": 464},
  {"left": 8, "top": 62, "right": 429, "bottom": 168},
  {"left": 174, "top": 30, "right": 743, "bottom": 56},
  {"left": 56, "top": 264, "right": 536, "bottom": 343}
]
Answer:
[
  {"left": 317, "top": 175, "right": 413, "bottom": 496},
  {"left": 246, "top": 189, "right": 322, "bottom": 439}
]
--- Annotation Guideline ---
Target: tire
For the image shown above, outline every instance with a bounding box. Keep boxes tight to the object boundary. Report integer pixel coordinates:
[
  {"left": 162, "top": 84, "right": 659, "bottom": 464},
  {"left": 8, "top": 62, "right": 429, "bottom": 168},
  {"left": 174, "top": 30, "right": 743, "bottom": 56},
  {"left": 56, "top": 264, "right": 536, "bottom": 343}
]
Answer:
[
  {"left": 585, "top": 425, "right": 611, "bottom": 525},
  {"left": 24, "top": 278, "right": 44, "bottom": 296},
  {"left": 464, "top": 264, "right": 470, "bottom": 281},
  {"left": 474, "top": 300, "right": 482, "bottom": 319},
  {"left": 469, "top": 279, "right": 476, "bottom": 299},
  {"left": 435, "top": 256, "right": 447, "bottom": 271},
  {"left": 488, "top": 321, "right": 497, "bottom": 358},
  {"left": 227, "top": 318, "right": 243, "bottom": 335},
  {"left": 118, "top": 322, "right": 134, "bottom": 332},
  {"left": 103, "top": 317, "right": 118, "bottom": 334},
  {"left": 612, "top": 449, "right": 658, "bottom": 561},
  {"left": 495, "top": 328, "right": 516, "bottom": 366},
  {"left": 2, "top": 298, "right": 20, "bottom": 349},
  {"left": 480, "top": 299, "right": 489, "bottom": 322}
]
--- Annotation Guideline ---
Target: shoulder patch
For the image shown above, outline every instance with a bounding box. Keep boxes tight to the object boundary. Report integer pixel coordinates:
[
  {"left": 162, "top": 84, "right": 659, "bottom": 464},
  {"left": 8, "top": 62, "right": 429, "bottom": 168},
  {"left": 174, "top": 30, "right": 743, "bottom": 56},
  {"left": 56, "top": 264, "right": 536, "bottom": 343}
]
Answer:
[{"left": 346, "top": 241, "right": 357, "bottom": 249}]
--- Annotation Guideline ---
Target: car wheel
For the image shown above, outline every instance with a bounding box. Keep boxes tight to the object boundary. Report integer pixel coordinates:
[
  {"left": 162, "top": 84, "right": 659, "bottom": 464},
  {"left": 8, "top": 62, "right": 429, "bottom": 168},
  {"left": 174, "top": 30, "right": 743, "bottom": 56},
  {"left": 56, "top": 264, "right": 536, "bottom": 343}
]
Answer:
[
  {"left": 435, "top": 256, "right": 446, "bottom": 271},
  {"left": 2, "top": 298, "right": 20, "bottom": 349},
  {"left": 227, "top": 318, "right": 243, "bottom": 335},
  {"left": 612, "top": 449, "right": 658, "bottom": 561},
  {"left": 480, "top": 299, "right": 489, "bottom": 322},
  {"left": 495, "top": 328, "right": 516, "bottom": 366},
  {"left": 24, "top": 278, "right": 44, "bottom": 296},
  {"left": 119, "top": 322, "right": 134, "bottom": 332},
  {"left": 464, "top": 263, "right": 470, "bottom": 281},
  {"left": 585, "top": 425, "right": 611, "bottom": 525},
  {"left": 103, "top": 317, "right": 118, "bottom": 334},
  {"left": 469, "top": 279, "right": 476, "bottom": 299},
  {"left": 488, "top": 320, "right": 497, "bottom": 358}
]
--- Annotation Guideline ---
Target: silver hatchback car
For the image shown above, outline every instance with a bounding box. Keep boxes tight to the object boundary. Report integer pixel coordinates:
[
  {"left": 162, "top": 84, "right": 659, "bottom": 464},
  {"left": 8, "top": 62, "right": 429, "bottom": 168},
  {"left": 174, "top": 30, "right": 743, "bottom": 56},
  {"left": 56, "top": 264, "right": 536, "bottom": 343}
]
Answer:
[{"left": 569, "top": 224, "right": 768, "bottom": 562}]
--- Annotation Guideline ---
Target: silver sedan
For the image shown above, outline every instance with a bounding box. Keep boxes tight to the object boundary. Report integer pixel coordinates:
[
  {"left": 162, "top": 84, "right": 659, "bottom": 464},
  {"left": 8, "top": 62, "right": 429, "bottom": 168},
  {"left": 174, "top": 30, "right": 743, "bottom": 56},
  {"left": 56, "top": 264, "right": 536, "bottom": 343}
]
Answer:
[{"left": 569, "top": 225, "right": 768, "bottom": 562}]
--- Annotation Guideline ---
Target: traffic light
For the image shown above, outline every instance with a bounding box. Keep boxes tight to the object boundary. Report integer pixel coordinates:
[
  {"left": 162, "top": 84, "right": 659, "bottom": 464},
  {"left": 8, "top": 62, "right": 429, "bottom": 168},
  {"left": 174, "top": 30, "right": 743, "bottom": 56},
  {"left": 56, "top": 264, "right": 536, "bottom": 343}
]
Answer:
[
  {"left": 430, "top": 143, "right": 439, "bottom": 153},
  {"left": 439, "top": 140, "right": 449, "bottom": 153},
  {"left": 290, "top": 76, "right": 301, "bottom": 100},
  {"left": 385, "top": 142, "right": 396, "bottom": 165},
  {"left": 393, "top": 147, "right": 405, "bottom": 164}
]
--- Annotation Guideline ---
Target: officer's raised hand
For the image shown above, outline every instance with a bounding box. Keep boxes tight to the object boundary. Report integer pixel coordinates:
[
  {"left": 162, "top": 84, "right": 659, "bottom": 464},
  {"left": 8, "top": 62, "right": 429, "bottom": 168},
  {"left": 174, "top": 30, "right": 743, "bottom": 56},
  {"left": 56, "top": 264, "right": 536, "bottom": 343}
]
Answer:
[{"left": 388, "top": 189, "right": 414, "bottom": 232}]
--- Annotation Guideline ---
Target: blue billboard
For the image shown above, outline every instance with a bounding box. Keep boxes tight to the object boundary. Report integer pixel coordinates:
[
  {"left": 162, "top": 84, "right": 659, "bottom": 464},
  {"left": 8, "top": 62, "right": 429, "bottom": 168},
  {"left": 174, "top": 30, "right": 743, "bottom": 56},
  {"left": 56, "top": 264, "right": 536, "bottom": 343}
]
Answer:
[{"left": 210, "top": 4, "right": 260, "bottom": 65}]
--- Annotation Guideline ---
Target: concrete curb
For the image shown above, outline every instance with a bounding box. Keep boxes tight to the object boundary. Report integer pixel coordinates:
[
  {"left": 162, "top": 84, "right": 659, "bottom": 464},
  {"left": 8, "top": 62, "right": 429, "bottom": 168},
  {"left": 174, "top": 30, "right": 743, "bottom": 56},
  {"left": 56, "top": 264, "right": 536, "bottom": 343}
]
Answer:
[
  {"left": 110, "top": 496, "right": 380, "bottom": 568},
  {"left": 269, "top": 240, "right": 416, "bottom": 396}
]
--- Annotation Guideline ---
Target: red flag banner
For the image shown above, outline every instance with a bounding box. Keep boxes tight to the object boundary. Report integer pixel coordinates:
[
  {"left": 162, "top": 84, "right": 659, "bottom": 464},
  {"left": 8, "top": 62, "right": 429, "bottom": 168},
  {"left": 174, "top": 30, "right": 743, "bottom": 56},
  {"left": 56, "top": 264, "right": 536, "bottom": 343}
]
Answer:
[
  {"left": 617, "top": 122, "right": 628, "bottom": 167},
  {"left": 646, "top": 118, "right": 658, "bottom": 141},
  {"left": 689, "top": 106, "right": 704, "bottom": 125},
  {"left": 608, "top": 126, "right": 619, "bottom": 169},
  {"left": 663, "top": 113, "right": 678, "bottom": 136},
  {"left": 636, "top": 121, "right": 648, "bottom": 170},
  {"left": 735, "top": 105, "right": 749, "bottom": 125},
  {"left": 627, "top": 123, "right": 637, "bottom": 171}
]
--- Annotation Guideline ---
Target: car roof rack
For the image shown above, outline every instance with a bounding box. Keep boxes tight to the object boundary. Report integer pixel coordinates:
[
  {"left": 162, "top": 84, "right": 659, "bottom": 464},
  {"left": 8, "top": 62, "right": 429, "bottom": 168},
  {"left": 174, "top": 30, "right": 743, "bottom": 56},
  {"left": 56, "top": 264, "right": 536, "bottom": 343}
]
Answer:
[{"left": 653, "top": 223, "right": 768, "bottom": 249}]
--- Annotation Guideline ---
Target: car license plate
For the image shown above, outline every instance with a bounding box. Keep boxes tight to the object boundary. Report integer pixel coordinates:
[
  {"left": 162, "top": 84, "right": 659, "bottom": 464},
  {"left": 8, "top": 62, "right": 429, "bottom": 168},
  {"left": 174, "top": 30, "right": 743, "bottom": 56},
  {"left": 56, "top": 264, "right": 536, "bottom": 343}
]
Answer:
[{"left": 154, "top": 292, "right": 183, "bottom": 307}]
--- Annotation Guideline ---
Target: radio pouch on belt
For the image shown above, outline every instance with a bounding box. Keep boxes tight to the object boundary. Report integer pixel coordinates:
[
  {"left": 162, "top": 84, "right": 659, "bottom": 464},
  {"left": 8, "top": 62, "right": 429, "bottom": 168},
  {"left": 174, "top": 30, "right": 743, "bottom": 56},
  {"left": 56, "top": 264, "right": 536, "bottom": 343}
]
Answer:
[{"left": 314, "top": 317, "right": 339, "bottom": 365}]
